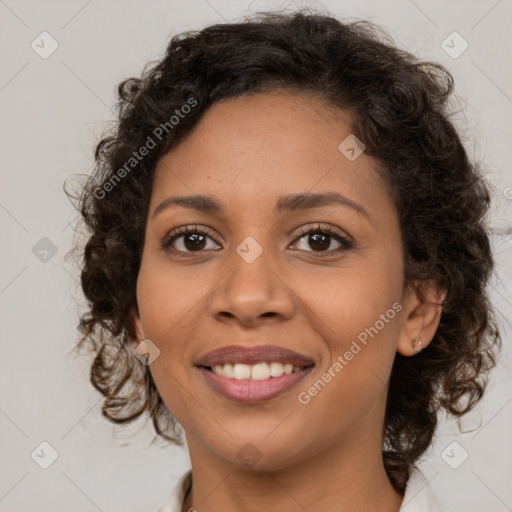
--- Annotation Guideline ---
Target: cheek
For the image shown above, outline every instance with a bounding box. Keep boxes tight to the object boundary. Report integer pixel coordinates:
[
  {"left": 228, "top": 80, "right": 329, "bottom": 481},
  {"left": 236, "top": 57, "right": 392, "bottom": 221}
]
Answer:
[
  {"left": 134, "top": 256, "right": 222, "bottom": 414},
  {"left": 296, "top": 252, "right": 403, "bottom": 405},
  {"left": 294, "top": 278, "right": 401, "bottom": 439},
  {"left": 135, "top": 255, "right": 212, "bottom": 342},
  {"left": 302, "top": 252, "right": 403, "bottom": 349},
  {"left": 135, "top": 262, "right": 197, "bottom": 422}
]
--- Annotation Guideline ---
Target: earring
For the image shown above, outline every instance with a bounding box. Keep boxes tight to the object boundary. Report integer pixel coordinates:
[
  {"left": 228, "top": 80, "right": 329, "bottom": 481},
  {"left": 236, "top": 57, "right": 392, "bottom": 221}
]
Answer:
[{"left": 413, "top": 337, "right": 423, "bottom": 354}]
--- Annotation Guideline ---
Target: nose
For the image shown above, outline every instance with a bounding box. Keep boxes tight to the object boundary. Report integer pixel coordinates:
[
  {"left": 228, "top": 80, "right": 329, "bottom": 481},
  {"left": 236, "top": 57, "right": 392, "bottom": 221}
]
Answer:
[{"left": 207, "top": 245, "right": 295, "bottom": 327}]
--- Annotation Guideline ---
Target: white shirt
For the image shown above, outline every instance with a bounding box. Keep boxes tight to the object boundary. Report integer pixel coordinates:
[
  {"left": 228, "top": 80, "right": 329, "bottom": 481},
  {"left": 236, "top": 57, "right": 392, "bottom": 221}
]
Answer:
[{"left": 154, "top": 466, "right": 445, "bottom": 512}]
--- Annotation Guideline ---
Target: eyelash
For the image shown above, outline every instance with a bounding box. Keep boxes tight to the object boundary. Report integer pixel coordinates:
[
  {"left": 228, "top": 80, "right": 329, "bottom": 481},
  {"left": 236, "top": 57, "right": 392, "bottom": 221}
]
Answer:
[{"left": 160, "top": 223, "right": 354, "bottom": 258}]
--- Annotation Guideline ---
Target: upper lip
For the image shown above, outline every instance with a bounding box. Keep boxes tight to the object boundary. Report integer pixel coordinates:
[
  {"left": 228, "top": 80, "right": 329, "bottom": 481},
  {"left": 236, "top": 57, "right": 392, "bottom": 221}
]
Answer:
[{"left": 195, "top": 345, "right": 315, "bottom": 368}]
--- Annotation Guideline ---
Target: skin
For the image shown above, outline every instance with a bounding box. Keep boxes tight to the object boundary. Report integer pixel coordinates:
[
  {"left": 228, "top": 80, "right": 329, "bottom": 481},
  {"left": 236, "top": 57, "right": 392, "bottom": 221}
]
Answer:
[{"left": 132, "top": 90, "right": 444, "bottom": 512}]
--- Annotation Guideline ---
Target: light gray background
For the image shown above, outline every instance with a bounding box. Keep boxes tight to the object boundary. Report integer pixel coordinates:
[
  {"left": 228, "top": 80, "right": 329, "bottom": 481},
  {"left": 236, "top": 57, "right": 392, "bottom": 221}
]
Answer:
[{"left": 1, "top": 1, "right": 511, "bottom": 511}]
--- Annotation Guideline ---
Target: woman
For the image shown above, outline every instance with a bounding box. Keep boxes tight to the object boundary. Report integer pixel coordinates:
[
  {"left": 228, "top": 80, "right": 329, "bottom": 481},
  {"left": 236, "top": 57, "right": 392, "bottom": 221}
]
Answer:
[{"left": 70, "top": 10, "right": 501, "bottom": 512}]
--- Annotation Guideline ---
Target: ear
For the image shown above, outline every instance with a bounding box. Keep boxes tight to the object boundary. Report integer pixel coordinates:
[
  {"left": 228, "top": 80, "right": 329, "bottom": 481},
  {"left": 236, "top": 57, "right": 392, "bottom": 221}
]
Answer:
[
  {"left": 130, "top": 306, "right": 145, "bottom": 350},
  {"left": 396, "top": 278, "right": 446, "bottom": 356}
]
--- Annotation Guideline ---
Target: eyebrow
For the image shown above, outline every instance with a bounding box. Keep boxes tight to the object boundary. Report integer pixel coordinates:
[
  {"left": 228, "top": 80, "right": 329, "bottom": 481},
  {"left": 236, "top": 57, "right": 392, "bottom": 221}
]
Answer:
[{"left": 152, "top": 191, "right": 369, "bottom": 218}]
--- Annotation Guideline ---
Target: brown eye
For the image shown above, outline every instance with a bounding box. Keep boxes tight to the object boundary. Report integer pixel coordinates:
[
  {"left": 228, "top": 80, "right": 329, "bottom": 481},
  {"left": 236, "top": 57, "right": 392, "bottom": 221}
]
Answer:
[
  {"left": 291, "top": 225, "right": 353, "bottom": 255},
  {"left": 182, "top": 232, "right": 207, "bottom": 251},
  {"left": 161, "top": 226, "right": 220, "bottom": 255}
]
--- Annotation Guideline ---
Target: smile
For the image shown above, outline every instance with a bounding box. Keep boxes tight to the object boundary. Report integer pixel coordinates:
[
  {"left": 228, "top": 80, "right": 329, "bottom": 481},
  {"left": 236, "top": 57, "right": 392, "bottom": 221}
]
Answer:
[
  {"left": 195, "top": 344, "right": 315, "bottom": 402},
  {"left": 198, "top": 363, "right": 314, "bottom": 403},
  {"left": 209, "top": 361, "right": 308, "bottom": 379}
]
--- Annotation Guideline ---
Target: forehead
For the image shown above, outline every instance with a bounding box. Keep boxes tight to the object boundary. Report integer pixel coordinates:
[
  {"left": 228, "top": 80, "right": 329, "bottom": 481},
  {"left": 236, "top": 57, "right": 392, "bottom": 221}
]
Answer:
[{"left": 151, "top": 90, "right": 390, "bottom": 218}]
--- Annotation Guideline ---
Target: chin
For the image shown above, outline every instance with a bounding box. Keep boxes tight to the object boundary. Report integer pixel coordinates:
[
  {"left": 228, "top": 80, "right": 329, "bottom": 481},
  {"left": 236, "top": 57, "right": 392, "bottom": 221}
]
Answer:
[{"left": 212, "top": 435, "right": 313, "bottom": 472}]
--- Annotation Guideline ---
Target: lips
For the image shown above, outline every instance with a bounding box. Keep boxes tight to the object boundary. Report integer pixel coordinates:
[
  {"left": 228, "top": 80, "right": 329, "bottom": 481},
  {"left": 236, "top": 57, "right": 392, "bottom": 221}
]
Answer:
[
  {"left": 195, "top": 345, "right": 315, "bottom": 403},
  {"left": 194, "top": 344, "right": 315, "bottom": 368}
]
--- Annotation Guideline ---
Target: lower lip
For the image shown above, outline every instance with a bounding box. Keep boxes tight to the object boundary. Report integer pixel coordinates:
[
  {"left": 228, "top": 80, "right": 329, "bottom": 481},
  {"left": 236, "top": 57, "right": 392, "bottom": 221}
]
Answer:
[{"left": 198, "top": 366, "right": 314, "bottom": 403}]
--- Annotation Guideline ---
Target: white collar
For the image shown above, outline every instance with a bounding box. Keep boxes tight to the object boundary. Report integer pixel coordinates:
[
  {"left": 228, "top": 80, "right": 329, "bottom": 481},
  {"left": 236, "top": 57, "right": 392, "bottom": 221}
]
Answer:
[
  {"left": 154, "top": 466, "right": 444, "bottom": 512},
  {"left": 155, "top": 470, "right": 192, "bottom": 512},
  {"left": 399, "top": 467, "right": 445, "bottom": 511}
]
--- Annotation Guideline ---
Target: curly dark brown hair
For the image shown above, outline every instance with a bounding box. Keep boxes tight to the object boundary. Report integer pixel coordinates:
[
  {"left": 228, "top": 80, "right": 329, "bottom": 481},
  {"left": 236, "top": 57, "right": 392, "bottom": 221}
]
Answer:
[{"left": 67, "top": 9, "right": 501, "bottom": 493}]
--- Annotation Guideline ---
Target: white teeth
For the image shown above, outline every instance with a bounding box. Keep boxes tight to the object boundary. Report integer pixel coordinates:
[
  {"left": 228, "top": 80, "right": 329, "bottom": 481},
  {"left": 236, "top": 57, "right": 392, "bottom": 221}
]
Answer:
[
  {"left": 214, "top": 364, "right": 234, "bottom": 378},
  {"left": 223, "top": 363, "right": 234, "bottom": 378},
  {"left": 269, "top": 362, "right": 284, "bottom": 377},
  {"left": 211, "top": 362, "right": 306, "bottom": 379},
  {"left": 251, "top": 363, "right": 270, "bottom": 380},
  {"left": 233, "top": 363, "right": 251, "bottom": 380}
]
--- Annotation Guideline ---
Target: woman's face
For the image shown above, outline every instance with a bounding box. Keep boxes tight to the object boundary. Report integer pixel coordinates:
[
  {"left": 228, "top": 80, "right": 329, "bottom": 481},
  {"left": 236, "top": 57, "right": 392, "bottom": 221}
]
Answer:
[{"left": 133, "top": 90, "right": 417, "bottom": 470}]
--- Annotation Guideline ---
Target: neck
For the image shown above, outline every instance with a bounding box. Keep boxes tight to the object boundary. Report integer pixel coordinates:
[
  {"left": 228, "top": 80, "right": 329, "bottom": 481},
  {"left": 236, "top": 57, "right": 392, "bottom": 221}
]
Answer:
[{"left": 182, "top": 429, "right": 404, "bottom": 512}]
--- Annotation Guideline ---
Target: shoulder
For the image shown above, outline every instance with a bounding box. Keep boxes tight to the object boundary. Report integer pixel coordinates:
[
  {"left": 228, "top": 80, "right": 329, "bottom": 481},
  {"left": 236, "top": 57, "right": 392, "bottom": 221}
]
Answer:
[{"left": 399, "top": 466, "right": 446, "bottom": 512}]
